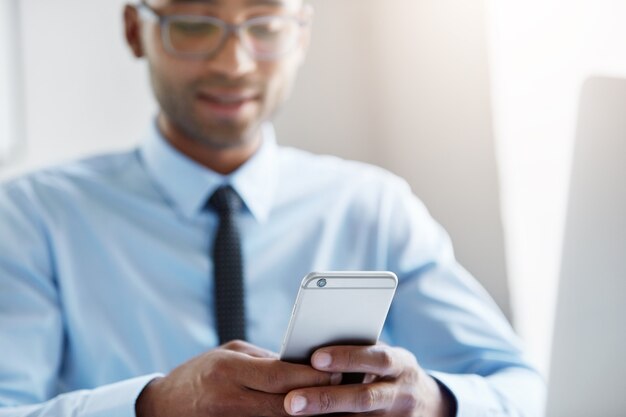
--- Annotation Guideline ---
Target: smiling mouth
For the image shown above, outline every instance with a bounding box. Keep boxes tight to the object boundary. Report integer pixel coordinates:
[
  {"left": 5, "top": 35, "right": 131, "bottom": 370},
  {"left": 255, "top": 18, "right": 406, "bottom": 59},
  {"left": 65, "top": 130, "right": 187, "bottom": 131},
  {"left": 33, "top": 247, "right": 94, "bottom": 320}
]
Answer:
[
  {"left": 198, "top": 91, "right": 259, "bottom": 104},
  {"left": 197, "top": 92, "right": 259, "bottom": 117}
]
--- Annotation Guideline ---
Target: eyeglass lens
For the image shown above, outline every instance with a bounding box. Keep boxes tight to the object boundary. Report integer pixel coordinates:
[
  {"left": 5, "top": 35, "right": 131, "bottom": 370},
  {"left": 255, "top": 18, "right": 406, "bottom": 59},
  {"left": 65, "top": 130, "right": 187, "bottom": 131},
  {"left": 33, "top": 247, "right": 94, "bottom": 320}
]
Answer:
[{"left": 165, "top": 16, "right": 301, "bottom": 58}]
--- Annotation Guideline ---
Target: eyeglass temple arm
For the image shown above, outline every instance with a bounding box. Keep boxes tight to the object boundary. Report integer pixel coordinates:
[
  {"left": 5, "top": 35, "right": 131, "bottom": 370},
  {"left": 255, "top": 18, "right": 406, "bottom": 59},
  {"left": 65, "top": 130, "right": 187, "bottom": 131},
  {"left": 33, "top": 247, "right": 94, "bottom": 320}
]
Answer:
[{"left": 136, "top": 0, "right": 160, "bottom": 20}]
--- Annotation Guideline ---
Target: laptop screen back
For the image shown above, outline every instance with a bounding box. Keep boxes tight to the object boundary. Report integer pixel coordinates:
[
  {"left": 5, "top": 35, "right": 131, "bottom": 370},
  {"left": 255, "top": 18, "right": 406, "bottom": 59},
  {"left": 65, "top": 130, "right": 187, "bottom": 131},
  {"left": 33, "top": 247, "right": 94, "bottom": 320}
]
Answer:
[{"left": 547, "top": 76, "right": 626, "bottom": 417}]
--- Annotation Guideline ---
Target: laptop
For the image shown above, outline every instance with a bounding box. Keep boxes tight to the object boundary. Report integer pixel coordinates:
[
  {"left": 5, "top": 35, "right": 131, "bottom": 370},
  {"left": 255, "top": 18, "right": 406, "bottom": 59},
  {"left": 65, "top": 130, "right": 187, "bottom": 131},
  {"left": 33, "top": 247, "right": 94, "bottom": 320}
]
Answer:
[{"left": 546, "top": 76, "right": 626, "bottom": 417}]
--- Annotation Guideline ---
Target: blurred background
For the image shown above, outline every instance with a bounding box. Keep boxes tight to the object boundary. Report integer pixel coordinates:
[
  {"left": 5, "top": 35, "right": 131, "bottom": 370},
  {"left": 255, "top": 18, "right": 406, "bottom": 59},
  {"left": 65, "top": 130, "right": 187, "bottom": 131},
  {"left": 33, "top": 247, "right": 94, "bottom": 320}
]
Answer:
[{"left": 1, "top": 0, "right": 625, "bottom": 414}]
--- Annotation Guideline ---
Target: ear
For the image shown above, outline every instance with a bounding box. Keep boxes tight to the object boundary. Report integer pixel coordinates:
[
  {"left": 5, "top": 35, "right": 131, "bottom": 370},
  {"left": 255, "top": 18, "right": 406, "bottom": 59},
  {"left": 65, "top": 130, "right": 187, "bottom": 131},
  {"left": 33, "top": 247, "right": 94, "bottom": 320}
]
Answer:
[{"left": 124, "top": 4, "right": 144, "bottom": 58}]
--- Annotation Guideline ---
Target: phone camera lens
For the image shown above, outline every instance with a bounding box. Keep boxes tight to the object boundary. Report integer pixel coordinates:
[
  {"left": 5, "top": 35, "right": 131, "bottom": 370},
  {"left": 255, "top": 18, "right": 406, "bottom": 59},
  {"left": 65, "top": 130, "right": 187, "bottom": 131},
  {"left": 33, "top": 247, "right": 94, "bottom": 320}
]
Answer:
[{"left": 317, "top": 279, "right": 327, "bottom": 288}]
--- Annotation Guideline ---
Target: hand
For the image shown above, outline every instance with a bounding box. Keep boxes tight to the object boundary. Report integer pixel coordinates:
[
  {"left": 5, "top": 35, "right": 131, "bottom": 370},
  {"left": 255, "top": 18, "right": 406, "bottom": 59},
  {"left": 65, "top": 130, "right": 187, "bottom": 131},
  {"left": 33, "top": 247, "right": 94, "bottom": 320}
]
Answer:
[
  {"left": 135, "top": 340, "right": 341, "bottom": 417},
  {"left": 283, "top": 344, "right": 456, "bottom": 417}
]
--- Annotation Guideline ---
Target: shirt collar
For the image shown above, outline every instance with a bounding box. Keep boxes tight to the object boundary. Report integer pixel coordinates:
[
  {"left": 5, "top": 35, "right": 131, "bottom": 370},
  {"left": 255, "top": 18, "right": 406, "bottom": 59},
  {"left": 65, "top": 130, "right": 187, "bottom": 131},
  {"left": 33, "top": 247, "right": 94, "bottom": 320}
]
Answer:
[{"left": 139, "top": 121, "right": 279, "bottom": 223}]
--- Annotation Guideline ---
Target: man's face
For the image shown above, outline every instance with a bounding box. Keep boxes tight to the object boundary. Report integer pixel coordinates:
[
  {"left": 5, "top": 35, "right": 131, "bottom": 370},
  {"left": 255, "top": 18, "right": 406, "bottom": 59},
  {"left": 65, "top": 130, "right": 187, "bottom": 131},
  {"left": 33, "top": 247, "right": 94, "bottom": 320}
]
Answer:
[{"left": 131, "top": 0, "right": 310, "bottom": 149}]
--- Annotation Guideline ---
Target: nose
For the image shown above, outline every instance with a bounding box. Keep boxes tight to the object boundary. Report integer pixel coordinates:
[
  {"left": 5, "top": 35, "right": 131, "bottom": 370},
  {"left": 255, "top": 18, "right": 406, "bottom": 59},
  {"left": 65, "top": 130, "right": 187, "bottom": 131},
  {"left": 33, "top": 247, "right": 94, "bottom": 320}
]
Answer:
[{"left": 207, "top": 33, "right": 257, "bottom": 78}]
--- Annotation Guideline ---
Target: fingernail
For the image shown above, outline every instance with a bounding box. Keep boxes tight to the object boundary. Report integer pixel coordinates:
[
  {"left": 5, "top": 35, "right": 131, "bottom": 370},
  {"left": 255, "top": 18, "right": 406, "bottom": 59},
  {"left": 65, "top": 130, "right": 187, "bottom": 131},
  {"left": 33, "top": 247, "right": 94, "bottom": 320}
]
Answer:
[
  {"left": 330, "top": 372, "right": 342, "bottom": 385},
  {"left": 314, "top": 352, "right": 332, "bottom": 368},
  {"left": 291, "top": 395, "right": 307, "bottom": 413}
]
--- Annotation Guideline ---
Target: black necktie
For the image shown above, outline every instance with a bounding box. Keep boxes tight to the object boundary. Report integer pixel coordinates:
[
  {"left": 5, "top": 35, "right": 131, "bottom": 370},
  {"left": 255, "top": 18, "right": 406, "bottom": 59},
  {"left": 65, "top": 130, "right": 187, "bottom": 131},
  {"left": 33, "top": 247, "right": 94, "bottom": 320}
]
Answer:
[{"left": 208, "top": 185, "right": 246, "bottom": 343}]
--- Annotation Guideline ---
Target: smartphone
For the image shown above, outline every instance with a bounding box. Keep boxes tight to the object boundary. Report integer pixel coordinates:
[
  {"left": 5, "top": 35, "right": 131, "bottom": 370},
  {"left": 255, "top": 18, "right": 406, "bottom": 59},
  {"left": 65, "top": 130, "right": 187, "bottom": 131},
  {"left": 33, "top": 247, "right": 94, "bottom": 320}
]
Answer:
[{"left": 279, "top": 271, "right": 398, "bottom": 369}]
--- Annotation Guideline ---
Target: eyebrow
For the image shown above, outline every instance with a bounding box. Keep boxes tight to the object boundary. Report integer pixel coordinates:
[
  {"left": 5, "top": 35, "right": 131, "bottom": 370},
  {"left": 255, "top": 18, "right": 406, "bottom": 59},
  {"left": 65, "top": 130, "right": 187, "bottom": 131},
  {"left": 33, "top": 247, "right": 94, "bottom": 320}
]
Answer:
[
  {"left": 246, "top": 0, "right": 289, "bottom": 5},
  {"left": 169, "top": 0, "right": 289, "bottom": 5}
]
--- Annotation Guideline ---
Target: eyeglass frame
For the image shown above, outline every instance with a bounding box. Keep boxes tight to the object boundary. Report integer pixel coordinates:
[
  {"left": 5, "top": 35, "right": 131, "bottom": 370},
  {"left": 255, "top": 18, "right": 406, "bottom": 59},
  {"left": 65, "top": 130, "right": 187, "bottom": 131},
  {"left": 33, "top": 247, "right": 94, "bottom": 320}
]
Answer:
[{"left": 135, "top": 0, "right": 311, "bottom": 61}]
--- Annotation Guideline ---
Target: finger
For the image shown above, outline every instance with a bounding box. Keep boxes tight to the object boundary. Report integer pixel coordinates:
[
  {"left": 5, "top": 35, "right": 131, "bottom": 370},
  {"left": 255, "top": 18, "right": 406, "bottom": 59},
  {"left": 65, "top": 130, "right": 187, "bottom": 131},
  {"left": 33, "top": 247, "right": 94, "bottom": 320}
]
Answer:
[
  {"left": 244, "top": 390, "right": 293, "bottom": 417},
  {"left": 207, "top": 388, "right": 292, "bottom": 417},
  {"left": 221, "top": 339, "right": 279, "bottom": 359},
  {"left": 284, "top": 381, "right": 396, "bottom": 415},
  {"left": 239, "top": 357, "right": 342, "bottom": 394},
  {"left": 311, "top": 345, "right": 412, "bottom": 377}
]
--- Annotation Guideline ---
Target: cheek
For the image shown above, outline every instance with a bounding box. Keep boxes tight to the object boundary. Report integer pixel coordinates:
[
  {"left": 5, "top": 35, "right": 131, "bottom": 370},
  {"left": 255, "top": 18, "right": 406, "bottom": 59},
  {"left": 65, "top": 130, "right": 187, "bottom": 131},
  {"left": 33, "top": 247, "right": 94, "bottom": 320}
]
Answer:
[
  {"left": 261, "top": 60, "right": 301, "bottom": 105},
  {"left": 149, "top": 55, "right": 201, "bottom": 100},
  {"left": 148, "top": 60, "right": 178, "bottom": 103}
]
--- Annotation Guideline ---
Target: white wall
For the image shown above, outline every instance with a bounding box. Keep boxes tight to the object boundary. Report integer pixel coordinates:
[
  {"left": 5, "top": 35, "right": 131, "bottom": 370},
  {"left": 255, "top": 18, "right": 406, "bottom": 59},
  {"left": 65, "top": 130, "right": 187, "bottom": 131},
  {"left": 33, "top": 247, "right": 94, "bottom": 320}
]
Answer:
[
  {"left": 0, "top": 0, "right": 153, "bottom": 178},
  {"left": 2, "top": 0, "right": 510, "bottom": 321},
  {"left": 0, "top": 0, "right": 23, "bottom": 162}
]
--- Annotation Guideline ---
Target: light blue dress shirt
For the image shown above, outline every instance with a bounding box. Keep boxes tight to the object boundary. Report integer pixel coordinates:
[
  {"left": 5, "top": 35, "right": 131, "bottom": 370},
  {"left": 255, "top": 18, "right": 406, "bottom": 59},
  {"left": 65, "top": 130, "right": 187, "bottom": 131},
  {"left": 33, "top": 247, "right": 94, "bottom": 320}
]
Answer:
[{"left": 0, "top": 123, "right": 544, "bottom": 417}]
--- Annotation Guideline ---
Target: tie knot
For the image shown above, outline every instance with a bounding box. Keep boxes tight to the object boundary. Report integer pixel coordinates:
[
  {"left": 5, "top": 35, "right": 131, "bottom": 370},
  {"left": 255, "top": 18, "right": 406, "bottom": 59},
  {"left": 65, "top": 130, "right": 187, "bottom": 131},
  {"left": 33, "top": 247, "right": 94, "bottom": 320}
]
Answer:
[{"left": 208, "top": 185, "right": 243, "bottom": 215}]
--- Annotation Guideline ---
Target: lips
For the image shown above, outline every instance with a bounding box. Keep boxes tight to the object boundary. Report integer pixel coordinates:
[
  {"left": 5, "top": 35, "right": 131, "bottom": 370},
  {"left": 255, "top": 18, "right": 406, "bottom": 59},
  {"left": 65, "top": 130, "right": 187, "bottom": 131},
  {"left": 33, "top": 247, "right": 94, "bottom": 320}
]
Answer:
[
  {"left": 199, "top": 91, "right": 257, "bottom": 103},
  {"left": 196, "top": 90, "right": 259, "bottom": 118}
]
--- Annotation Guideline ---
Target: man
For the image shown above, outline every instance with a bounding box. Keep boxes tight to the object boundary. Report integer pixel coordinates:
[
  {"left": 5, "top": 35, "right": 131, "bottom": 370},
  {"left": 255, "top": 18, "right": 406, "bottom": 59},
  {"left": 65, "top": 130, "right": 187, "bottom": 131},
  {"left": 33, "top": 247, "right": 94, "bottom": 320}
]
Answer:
[{"left": 0, "top": 0, "right": 544, "bottom": 416}]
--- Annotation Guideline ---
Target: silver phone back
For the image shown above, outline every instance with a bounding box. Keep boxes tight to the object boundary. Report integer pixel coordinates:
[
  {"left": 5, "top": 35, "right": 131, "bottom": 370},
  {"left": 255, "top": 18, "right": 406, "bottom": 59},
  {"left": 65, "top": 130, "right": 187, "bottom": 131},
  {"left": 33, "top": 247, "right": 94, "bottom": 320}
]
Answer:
[{"left": 279, "top": 271, "right": 398, "bottom": 363}]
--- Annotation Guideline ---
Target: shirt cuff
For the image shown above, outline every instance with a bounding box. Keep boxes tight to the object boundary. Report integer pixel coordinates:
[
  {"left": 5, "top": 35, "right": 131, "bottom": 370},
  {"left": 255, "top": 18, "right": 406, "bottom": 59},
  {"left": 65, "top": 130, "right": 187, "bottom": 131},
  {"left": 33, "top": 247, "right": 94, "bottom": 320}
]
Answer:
[
  {"left": 429, "top": 371, "right": 504, "bottom": 417},
  {"left": 80, "top": 373, "right": 164, "bottom": 417}
]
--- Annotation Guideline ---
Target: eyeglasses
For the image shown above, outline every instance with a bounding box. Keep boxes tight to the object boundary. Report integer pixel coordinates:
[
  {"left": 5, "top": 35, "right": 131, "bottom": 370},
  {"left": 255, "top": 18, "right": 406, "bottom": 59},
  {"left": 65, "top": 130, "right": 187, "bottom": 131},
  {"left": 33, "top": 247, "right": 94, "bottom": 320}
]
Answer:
[{"left": 136, "top": 0, "right": 310, "bottom": 61}]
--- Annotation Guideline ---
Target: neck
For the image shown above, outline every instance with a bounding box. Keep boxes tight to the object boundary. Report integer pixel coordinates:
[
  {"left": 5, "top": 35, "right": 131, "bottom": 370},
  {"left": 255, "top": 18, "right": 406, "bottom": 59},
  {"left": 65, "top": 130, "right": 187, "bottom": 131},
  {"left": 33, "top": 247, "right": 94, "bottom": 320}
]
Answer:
[{"left": 157, "top": 116, "right": 262, "bottom": 175}]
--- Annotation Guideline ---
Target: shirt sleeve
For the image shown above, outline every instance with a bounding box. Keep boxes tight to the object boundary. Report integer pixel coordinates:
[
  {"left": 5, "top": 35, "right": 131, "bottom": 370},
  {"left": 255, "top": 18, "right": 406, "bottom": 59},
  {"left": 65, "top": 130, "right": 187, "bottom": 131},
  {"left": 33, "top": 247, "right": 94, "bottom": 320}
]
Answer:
[
  {"left": 378, "top": 177, "right": 546, "bottom": 417},
  {"left": 0, "top": 179, "right": 161, "bottom": 416},
  {"left": 0, "top": 374, "right": 161, "bottom": 417}
]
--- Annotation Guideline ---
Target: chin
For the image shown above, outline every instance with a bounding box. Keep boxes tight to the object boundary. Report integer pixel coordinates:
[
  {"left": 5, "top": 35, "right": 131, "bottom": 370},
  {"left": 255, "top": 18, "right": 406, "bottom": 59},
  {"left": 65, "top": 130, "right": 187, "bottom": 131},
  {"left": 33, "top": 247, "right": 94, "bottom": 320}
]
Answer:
[{"left": 192, "top": 123, "right": 259, "bottom": 150}]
